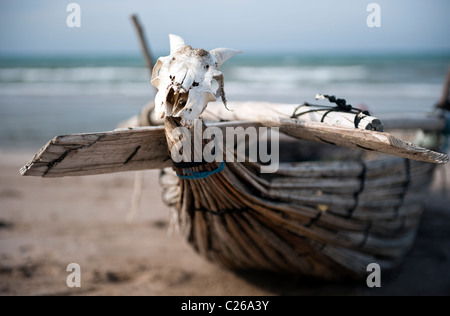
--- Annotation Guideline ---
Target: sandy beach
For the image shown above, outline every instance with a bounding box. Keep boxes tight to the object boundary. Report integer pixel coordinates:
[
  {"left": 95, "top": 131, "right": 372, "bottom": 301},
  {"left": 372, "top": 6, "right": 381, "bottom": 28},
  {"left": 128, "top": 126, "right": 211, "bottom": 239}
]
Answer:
[
  {"left": 0, "top": 150, "right": 449, "bottom": 296},
  {"left": 0, "top": 0, "right": 449, "bottom": 298}
]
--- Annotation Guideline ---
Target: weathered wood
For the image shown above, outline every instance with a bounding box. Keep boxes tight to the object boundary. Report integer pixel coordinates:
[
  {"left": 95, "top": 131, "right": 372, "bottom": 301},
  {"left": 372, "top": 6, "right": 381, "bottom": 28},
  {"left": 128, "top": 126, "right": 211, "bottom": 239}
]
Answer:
[
  {"left": 275, "top": 161, "right": 364, "bottom": 178},
  {"left": 20, "top": 121, "right": 257, "bottom": 177},
  {"left": 202, "top": 101, "right": 448, "bottom": 132},
  {"left": 262, "top": 117, "right": 448, "bottom": 164},
  {"left": 20, "top": 126, "right": 171, "bottom": 178},
  {"left": 120, "top": 100, "right": 447, "bottom": 132},
  {"left": 156, "top": 112, "right": 443, "bottom": 278},
  {"left": 158, "top": 142, "right": 437, "bottom": 277},
  {"left": 131, "top": 14, "right": 155, "bottom": 82},
  {"left": 117, "top": 16, "right": 158, "bottom": 130},
  {"left": 203, "top": 101, "right": 383, "bottom": 131},
  {"left": 20, "top": 118, "right": 448, "bottom": 178}
]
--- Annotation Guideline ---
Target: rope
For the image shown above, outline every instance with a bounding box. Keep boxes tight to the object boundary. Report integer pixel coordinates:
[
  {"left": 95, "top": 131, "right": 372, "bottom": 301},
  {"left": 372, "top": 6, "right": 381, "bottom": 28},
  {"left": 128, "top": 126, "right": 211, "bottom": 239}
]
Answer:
[
  {"left": 291, "top": 94, "right": 371, "bottom": 129},
  {"left": 176, "top": 161, "right": 226, "bottom": 180},
  {"left": 173, "top": 160, "right": 209, "bottom": 169}
]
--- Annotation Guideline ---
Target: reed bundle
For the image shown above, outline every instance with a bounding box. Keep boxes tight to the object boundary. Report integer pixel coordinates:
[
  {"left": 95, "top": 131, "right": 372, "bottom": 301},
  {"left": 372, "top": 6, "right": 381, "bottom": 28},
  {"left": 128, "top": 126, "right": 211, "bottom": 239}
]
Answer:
[{"left": 160, "top": 116, "right": 441, "bottom": 279}]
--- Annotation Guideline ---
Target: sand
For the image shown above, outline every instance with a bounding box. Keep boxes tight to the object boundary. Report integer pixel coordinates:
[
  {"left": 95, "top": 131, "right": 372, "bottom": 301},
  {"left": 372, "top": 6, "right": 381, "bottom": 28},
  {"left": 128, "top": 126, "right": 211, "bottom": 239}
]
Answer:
[{"left": 0, "top": 150, "right": 449, "bottom": 296}]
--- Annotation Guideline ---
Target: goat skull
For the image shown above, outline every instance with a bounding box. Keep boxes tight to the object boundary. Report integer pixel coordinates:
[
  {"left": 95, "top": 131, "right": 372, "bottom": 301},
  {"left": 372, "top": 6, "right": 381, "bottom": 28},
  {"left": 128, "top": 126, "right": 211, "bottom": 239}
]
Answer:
[{"left": 151, "top": 34, "right": 241, "bottom": 126}]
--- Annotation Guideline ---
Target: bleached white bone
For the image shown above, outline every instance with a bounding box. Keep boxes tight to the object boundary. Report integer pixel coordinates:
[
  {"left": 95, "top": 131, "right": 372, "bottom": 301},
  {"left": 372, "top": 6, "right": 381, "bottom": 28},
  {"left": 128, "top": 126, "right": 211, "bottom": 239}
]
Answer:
[
  {"left": 151, "top": 35, "right": 240, "bottom": 126},
  {"left": 169, "top": 34, "right": 186, "bottom": 54},
  {"left": 210, "top": 48, "right": 242, "bottom": 67}
]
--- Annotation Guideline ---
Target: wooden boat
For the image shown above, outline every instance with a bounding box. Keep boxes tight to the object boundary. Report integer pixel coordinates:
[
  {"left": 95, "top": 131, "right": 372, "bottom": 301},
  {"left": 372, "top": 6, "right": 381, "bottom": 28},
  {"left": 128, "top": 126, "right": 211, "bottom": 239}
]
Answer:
[
  {"left": 20, "top": 17, "right": 450, "bottom": 278},
  {"left": 20, "top": 99, "right": 449, "bottom": 279}
]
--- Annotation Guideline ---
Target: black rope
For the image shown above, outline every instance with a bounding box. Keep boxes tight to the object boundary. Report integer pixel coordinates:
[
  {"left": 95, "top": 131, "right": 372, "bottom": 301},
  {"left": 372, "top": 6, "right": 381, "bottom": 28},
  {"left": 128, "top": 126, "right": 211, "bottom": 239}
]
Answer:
[
  {"left": 291, "top": 94, "right": 371, "bottom": 129},
  {"left": 172, "top": 160, "right": 210, "bottom": 169},
  {"left": 320, "top": 109, "right": 335, "bottom": 123},
  {"left": 354, "top": 114, "right": 364, "bottom": 129}
]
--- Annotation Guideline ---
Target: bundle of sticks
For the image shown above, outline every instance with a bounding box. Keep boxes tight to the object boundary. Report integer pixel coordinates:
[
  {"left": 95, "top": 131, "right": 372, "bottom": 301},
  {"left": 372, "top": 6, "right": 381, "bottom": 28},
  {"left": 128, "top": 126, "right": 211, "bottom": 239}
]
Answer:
[{"left": 160, "top": 116, "right": 440, "bottom": 279}]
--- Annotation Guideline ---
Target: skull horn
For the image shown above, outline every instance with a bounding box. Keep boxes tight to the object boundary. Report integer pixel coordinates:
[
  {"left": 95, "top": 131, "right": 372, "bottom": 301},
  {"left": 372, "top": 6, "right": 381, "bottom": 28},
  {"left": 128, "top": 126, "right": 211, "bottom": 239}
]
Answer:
[
  {"left": 210, "top": 48, "right": 242, "bottom": 68},
  {"left": 169, "top": 34, "right": 186, "bottom": 54}
]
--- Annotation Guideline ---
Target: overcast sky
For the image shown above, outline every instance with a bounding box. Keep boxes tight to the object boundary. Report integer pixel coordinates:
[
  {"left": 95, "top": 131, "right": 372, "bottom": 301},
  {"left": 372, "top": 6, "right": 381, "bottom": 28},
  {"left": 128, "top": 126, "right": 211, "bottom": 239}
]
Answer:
[{"left": 0, "top": 0, "right": 449, "bottom": 55}]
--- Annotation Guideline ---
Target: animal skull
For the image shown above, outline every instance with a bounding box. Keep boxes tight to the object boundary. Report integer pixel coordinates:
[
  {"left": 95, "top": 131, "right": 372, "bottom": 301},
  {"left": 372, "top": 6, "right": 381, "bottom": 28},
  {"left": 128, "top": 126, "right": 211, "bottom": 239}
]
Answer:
[{"left": 151, "top": 34, "right": 241, "bottom": 126}]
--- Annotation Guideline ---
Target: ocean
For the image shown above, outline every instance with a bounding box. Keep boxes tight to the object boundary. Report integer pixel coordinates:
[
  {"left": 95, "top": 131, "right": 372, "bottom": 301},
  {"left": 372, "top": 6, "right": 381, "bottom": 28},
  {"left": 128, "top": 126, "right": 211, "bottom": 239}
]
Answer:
[{"left": 0, "top": 53, "right": 448, "bottom": 150}]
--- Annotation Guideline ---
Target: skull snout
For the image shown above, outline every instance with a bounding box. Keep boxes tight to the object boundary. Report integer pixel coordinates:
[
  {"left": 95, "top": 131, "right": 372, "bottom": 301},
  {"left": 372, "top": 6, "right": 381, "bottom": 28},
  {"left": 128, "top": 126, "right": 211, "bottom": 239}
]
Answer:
[{"left": 165, "top": 85, "right": 190, "bottom": 117}]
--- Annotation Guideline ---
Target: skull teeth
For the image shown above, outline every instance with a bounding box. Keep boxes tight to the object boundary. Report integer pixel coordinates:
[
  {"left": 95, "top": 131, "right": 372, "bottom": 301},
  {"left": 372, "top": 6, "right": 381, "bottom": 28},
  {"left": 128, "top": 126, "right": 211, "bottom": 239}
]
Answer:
[{"left": 181, "top": 118, "right": 194, "bottom": 127}]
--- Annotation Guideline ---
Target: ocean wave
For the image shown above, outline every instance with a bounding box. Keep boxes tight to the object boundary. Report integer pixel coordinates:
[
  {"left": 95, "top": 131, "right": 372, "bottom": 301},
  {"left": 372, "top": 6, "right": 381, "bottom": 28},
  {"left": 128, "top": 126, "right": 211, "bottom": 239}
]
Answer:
[
  {"left": 225, "top": 82, "right": 441, "bottom": 99},
  {"left": 0, "top": 81, "right": 440, "bottom": 100},
  {"left": 0, "top": 82, "right": 155, "bottom": 97},
  {"left": 0, "top": 67, "right": 148, "bottom": 83},
  {"left": 0, "top": 63, "right": 441, "bottom": 102},
  {"left": 0, "top": 65, "right": 369, "bottom": 84},
  {"left": 227, "top": 65, "right": 369, "bottom": 83}
]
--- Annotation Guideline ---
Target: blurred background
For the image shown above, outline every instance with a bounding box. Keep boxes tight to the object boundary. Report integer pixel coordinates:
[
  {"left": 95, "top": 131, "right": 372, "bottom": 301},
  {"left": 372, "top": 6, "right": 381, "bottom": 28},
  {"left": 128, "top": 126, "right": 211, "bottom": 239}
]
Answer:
[
  {"left": 0, "top": 0, "right": 449, "bottom": 150},
  {"left": 1, "top": 0, "right": 450, "bottom": 296}
]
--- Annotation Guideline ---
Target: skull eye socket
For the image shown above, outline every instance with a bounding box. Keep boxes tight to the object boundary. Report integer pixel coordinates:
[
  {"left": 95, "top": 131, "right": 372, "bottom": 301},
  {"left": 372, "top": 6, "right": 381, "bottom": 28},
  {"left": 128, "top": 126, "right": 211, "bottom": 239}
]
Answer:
[{"left": 192, "top": 82, "right": 199, "bottom": 87}]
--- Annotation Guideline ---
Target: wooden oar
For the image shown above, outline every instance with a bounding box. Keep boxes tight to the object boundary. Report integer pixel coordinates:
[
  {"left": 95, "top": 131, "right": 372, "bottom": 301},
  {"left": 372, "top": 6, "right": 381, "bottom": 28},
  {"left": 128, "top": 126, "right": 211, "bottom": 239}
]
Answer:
[
  {"left": 20, "top": 118, "right": 448, "bottom": 178},
  {"left": 20, "top": 126, "right": 170, "bottom": 178},
  {"left": 262, "top": 117, "right": 449, "bottom": 165}
]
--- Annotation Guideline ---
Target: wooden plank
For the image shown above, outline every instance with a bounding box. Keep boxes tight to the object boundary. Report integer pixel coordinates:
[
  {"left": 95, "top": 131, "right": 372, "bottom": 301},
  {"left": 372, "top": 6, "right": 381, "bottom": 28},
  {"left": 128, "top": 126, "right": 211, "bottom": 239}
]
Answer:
[
  {"left": 20, "top": 121, "right": 257, "bottom": 178},
  {"left": 262, "top": 117, "right": 448, "bottom": 164},
  {"left": 130, "top": 14, "right": 155, "bottom": 83},
  {"left": 20, "top": 126, "right": 171, "bottom": 178},
  {"left": 20, "top": 118, "right": 448, "bottom": 178}
]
